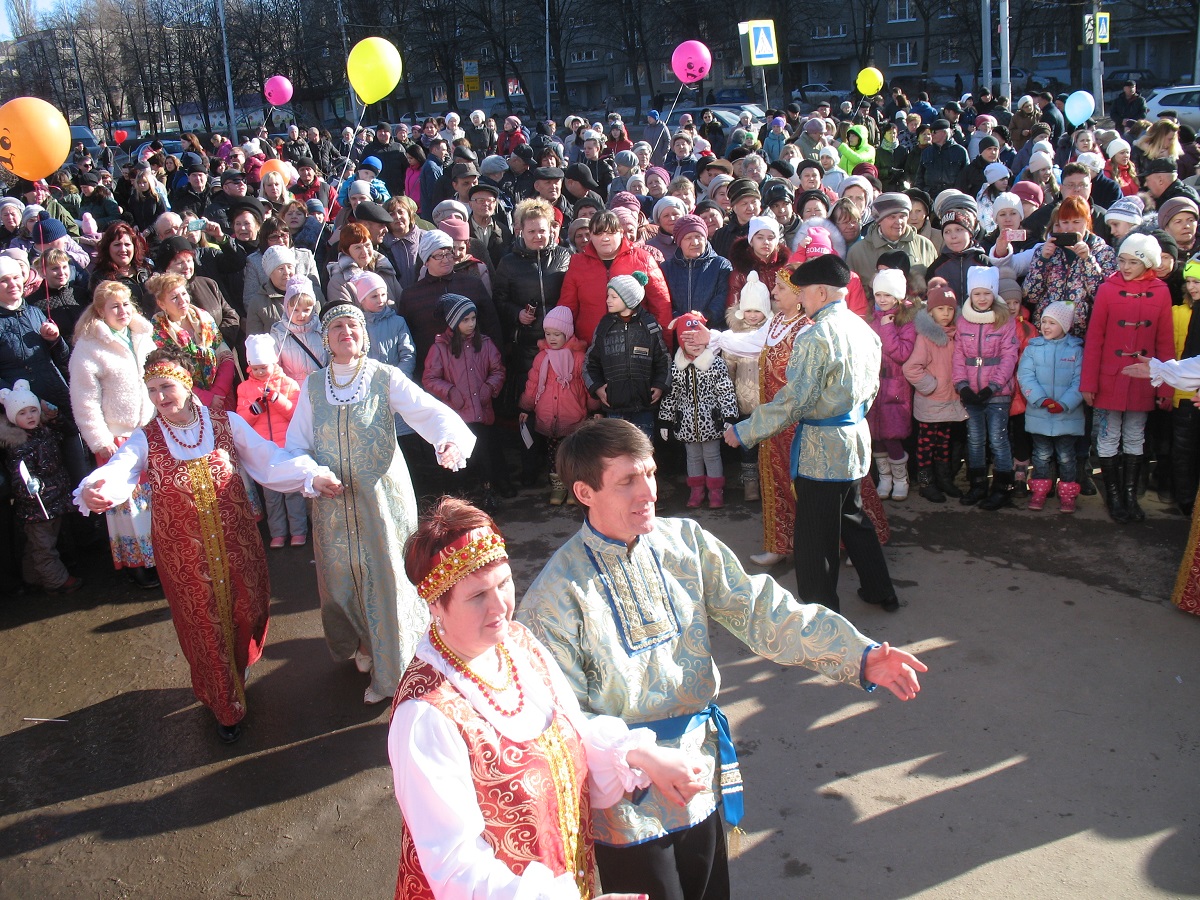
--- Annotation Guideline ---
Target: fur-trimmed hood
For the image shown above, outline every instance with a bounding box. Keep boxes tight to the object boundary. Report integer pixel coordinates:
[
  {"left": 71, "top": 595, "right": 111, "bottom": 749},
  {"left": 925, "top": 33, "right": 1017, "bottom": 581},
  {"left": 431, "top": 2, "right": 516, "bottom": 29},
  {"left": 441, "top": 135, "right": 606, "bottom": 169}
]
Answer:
[
  {"left": 0, "top": 417, "right": 28, "bottom": 450},
  {"left": 914, "top": 308, "right": 953, "bottom": 346}
]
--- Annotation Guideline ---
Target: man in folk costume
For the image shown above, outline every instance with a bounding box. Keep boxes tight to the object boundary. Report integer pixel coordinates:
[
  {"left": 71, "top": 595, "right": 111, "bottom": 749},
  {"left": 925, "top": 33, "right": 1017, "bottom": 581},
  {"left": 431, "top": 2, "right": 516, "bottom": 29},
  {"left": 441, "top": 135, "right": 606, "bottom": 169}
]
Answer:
[
  {"left": 727, "top": 253, "right": 904, "bottom": 615},
  {"left": 519, "top": 418, "right": 927, "bottom": 900}
]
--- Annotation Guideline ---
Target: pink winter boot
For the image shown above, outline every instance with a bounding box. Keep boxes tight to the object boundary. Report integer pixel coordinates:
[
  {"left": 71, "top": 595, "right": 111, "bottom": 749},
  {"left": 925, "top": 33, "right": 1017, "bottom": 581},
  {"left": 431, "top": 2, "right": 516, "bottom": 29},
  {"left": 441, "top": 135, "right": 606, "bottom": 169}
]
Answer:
[
  {"left": 706, "top": 476, "right": 725, "bottom": 509},
  {"left": 686, "top": 476, "right": 706, "bottom": 508},
  {"left": 1027, "top": 478, "right": 1053, "bottom": 511},
  {"left": 1057, "top": 481, "right": 1081, "bottom": 513}
]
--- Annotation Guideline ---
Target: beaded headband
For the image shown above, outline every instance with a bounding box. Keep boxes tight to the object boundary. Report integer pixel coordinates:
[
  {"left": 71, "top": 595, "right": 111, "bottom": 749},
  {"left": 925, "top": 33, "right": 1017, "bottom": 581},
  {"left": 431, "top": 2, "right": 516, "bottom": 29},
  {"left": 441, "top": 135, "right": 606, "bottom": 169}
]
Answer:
[
  {"left": 417, "top": 527, "right": 508, "bottom": 604},
  {"left": 320, "top": 303, "right": 367, "bottom": 333},
  {"left": 144, "top": 361, "right": 193, "bottom": 391}
]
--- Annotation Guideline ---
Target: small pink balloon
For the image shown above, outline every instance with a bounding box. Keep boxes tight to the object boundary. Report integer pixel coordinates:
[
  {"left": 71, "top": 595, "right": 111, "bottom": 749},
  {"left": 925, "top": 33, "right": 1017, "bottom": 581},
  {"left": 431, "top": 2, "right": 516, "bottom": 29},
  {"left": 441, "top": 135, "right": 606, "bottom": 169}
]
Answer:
[
  {"left": 671, "top": 41, "right": 712, "bottom": 85},
  {"left": 264, "top": 75, "right": 293, "bottom": 106}
]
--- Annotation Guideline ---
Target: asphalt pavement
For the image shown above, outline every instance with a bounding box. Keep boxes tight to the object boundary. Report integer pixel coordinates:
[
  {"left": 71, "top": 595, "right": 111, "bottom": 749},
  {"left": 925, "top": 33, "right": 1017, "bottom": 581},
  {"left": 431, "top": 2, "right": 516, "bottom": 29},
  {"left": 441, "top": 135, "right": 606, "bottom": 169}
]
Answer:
[{"left": 1, "top": 474, "right": 1197, "bottom": 898}]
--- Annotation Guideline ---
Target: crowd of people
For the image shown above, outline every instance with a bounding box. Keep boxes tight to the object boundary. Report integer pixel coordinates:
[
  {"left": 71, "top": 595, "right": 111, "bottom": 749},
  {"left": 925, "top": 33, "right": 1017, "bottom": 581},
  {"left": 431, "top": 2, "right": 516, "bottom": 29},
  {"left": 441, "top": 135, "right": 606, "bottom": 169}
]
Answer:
[{"left": 1, "top": 75, "right": 1199, "bottom": 898}]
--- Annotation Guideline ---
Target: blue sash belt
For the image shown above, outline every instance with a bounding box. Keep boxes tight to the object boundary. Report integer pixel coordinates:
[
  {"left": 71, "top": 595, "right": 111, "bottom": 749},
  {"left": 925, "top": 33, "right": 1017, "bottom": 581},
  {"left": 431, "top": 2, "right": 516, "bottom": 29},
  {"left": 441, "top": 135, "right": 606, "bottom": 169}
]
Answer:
[
  {"left": 640, "top": 702, "right": 743, "bottom": 826},
  {"left": 789, "top": 401, "right": 868, "bottom": 478}
]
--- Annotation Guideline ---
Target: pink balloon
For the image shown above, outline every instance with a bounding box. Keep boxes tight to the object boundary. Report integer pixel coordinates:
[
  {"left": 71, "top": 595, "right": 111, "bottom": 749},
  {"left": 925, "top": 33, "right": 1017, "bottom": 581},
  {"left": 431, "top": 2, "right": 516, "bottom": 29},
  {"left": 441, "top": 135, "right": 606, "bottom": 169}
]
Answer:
[
  {"left": 264, "top": 75, "right": 293, "bottom": 106},
  {"left": 671, "top": 41, "right": 712, "bottom": 84}
]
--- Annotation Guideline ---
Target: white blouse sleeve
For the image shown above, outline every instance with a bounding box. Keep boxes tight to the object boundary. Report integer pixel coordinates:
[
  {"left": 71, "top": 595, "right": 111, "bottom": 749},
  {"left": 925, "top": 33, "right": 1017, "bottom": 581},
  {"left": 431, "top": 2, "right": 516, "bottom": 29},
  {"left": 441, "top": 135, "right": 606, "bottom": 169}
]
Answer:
[
  {"left": 533, "top": 638, "right": 655, "bottom": 810},
  {"left": 709, "top": 321, "right": 769, "bottom": 357},
  {"left": 1150, "top": 356, "right": 1200, "bottom": 391},
  {"left": 388, "top": 701, "right": 581, "bottom": 900},
  {"left": 72, "top": 430, "right": 148, "bottom": 514},
  {"left": 387, "top": 366, "right": 478, "bottom": 458},
  {"left": 228, "top": 412, "right": 333, "bottom": 497},
  {"left": 283, "top": 375, "right": 317, "bottom": 457}
]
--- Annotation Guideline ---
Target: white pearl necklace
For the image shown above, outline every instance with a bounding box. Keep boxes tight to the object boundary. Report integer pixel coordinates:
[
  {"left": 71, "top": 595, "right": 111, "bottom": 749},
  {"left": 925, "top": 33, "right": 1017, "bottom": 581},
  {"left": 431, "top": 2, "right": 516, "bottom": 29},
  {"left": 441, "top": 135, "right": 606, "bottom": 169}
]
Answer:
[{"left": 326, "top": 358, "right": 368, "bottom": 404}]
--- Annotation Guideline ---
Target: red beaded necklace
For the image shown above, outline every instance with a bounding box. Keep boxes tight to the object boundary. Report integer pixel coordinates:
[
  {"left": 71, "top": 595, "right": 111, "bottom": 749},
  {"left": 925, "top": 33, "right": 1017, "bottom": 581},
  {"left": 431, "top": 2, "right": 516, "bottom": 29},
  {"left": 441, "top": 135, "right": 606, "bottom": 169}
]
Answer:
[{"left": 429, "top": 625, "right": 525, "bottom": 717}]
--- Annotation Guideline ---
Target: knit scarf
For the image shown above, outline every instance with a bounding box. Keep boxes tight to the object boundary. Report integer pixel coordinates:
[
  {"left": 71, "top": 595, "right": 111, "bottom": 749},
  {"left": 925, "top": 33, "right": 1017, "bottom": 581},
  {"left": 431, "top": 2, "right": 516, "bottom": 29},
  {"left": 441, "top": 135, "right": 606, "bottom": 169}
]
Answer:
[
  {"left": 960, "top": 300, "right": 998, "bottom": 324},
  {"left": 535, "top": 347, "right": 575, "bottom": 404}
]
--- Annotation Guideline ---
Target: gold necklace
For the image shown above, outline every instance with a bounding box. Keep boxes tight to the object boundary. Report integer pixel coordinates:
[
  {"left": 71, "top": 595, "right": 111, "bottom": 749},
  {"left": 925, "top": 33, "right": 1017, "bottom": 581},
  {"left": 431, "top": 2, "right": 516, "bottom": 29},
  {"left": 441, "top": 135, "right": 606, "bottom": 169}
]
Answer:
[{"left": 328, "top": 354, "right": 365, "bottom": 389}]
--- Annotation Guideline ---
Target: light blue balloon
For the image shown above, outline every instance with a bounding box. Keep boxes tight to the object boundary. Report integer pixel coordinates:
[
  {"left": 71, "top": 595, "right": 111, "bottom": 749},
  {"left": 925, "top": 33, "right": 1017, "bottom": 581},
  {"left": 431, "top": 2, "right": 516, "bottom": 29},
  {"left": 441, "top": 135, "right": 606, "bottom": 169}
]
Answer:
[{"left": 1064, "top": 91, "right": 1096, "bottom": 126}]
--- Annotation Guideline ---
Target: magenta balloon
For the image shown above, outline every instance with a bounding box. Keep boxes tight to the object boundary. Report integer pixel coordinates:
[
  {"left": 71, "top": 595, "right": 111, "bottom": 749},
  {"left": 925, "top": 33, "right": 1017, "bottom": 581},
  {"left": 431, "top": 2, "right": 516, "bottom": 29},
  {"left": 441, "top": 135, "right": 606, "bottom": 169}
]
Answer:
[
  {"left": 671, "top": 41, "right": 712, "bottom": 84},
  {"left": 264, "top": 75, "right": 293, "bottom": 106}
]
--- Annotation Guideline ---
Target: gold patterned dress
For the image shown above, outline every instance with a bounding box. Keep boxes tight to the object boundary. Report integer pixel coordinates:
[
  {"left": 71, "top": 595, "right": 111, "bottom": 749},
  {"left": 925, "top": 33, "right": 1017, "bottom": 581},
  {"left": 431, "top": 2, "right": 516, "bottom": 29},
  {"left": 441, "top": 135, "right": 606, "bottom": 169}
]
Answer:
[{"left": 74, "top": 407, "right": 331, "bottom": 726}]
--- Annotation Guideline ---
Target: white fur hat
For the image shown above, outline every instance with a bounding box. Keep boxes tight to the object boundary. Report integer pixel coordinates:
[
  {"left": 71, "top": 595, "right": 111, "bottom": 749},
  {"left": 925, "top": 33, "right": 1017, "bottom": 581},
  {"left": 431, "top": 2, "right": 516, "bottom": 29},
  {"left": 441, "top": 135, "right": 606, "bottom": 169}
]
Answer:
[
  {"left": 736, "top": 270, "right": 772, "bottom": 320},
  {"left": 245, "top": 333, "right": 279, "bottom": 366},
  {"left": 747, "top": 215, "right": 781, "bottom": 241},
  {"left": 966, "top": 266, "right": 1000, "bottom": 296},
  {"left": 872, "top": 268, "right": 908, "bottom": 301},
  {"left": 1118, "top": 233, "right": 1162, "bottom": 269},
  {"left": 0, "top": 378, "right": 39, "bottom": 423}
]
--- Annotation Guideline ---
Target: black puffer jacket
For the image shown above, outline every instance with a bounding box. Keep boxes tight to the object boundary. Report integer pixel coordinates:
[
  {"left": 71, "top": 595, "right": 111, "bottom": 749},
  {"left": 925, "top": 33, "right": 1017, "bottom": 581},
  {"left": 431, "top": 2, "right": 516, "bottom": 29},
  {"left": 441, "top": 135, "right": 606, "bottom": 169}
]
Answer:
[
  {"left": 583, "top": 307, "right": 671, "bottom": 414},
  {"left": 0, "top": 301, "right": 71, "bottom": 411},
  {"left": 494, "top": 241, "right": 571, "bottom": 359}
]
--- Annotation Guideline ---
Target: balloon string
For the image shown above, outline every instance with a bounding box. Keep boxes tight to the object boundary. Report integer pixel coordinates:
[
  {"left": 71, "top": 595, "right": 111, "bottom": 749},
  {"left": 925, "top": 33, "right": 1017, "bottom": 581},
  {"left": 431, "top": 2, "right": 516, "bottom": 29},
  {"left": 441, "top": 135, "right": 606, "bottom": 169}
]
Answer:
[
  {"left": 314, "top": 101, "right": 370, "bottom": 255},
  {"left": 650, "top": 83, "right": 687, "bottom": 162}
]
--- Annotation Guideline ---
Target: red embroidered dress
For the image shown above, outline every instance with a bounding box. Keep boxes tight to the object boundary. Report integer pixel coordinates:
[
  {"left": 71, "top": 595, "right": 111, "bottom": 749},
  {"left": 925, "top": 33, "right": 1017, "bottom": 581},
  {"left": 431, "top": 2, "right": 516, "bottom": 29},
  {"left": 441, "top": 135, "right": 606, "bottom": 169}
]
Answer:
[
  {"left": 391, "top": 625, "right": 594, "bottom": 899},
  {"left": 145, "top": 409, "right": 270, "bottom": 726}
]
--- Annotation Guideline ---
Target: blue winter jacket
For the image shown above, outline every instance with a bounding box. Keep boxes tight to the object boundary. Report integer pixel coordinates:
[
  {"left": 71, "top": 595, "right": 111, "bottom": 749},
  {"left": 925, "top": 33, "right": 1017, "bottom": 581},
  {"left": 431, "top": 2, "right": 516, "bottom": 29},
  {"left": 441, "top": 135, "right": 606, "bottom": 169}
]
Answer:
[
  {"left": 365, "top": 305, "right": 417, "bottom": 435},
  {"left": 660, "top": 245, "right": 733, "bottom": 330},
  {"left": 1018, "top": 334, "right": 1086, "bottom": 437}
]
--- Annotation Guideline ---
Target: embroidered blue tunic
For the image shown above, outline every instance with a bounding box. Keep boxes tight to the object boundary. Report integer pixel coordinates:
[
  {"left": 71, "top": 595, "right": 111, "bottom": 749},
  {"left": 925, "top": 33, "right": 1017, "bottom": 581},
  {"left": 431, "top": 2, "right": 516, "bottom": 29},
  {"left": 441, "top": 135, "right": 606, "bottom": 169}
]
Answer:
[{"left": 517, "top": 516, "right": 876, "bottom": 846}]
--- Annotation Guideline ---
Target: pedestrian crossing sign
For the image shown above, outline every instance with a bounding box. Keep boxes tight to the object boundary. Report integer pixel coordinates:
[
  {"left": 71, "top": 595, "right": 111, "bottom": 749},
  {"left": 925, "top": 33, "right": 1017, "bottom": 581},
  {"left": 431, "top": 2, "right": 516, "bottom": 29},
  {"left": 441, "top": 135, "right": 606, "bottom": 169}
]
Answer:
[
  {"left": 739, "top": 20, "right": 779, "bottom": 67},
  {"left": 1096, "top": 12, "right": 1110, "bottom": 44}
]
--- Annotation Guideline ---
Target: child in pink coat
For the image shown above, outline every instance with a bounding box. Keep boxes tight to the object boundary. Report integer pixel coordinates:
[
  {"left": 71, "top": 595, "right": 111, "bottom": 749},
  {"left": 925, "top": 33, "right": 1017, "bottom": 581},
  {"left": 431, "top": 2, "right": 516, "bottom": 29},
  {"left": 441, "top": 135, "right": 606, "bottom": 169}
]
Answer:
[
  {"left": 518, "top": 305, "right": 597, "bottom": 506},
  {"left": 235, "top": 334, "right": 305, "bottom": 547},
  {"left": 868, "top": 267, "right": 917, "bottom": 501},
  {"left": 423, "top": 293, "right": 506, "bottom": 510}
]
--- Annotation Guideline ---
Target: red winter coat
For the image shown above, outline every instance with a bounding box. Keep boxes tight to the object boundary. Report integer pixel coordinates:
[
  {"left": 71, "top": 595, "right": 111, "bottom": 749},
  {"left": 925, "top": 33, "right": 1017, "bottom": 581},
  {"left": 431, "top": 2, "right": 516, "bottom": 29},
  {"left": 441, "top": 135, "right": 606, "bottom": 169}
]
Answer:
[
  {"left": 235, "top": 369, "right": 300, "bottom": 447},
  {"left": 518, "top": 337, "right": 598, "bottom": 437},
  {"left": 1009, "top": 315, "right": 1038, "bottom": 416},
  {"left": 496, "top": 128, "right": 527, "bottom": 157},
  {"left": 1080, "top": 272, "right": 1174, "bottom": 411},
  {"left": 557, "top": 240, "right": 671, "bottom": 343},
  {"left": 422, "top": 331, "right": 506, "bottom": 425}
]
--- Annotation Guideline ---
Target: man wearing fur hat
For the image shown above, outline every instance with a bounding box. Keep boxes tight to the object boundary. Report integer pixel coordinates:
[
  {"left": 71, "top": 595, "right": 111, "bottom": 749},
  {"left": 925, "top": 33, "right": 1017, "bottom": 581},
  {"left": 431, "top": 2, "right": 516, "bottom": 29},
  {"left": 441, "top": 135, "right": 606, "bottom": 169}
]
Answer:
[{"left": 725, "top": 254, "right": 903, "bottom": 613}]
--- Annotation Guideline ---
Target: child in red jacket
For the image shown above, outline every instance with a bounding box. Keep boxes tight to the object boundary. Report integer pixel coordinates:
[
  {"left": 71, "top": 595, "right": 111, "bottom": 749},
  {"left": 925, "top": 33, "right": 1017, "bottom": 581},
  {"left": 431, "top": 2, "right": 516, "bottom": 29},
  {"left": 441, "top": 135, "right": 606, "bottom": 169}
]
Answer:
[
  {"left": 519, "top": 305, "right": 597, "bottom": 506},
  {"left": 1081, "top": 233, "right": 1175, "bottom": 524},
  {"left": 236, "top": 334, "right": 305, "bottom": 547}
]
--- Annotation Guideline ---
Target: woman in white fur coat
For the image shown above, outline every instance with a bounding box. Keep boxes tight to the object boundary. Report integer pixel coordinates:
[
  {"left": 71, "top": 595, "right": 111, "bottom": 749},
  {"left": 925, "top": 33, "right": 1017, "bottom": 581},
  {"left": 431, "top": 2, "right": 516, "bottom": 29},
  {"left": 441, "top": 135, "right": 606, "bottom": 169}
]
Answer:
[{"left": 68, "top": 280, "right": 159, "bottom": 588}]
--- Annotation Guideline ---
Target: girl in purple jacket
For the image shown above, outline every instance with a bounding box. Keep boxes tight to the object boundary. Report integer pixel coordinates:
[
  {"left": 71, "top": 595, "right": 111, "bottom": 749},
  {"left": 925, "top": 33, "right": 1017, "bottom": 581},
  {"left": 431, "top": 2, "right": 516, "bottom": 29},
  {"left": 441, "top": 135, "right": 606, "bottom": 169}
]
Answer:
[
  {"left": 423, "top": 293, "right": 506, "bottom": 511},
  {"left": 868, "top": 268, "right": 917, "bottom": 501},
  {"left": 953, "top": 266, "right": 1019, "bottom": 510}
]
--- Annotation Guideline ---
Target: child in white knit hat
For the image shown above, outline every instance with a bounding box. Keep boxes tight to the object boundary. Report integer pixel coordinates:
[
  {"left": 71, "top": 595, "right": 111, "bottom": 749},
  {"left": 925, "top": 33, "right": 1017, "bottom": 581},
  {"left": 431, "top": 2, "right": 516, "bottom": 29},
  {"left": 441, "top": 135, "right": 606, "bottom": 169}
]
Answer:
[
  {"left": 236, "top": 334, "right": 306, "bottom": 546},
  {"left": 723, "top": 271, "right": 771, "bottom": 500},
  {"left": 0, "top": 380, "right": 82, "bottom": 593}
]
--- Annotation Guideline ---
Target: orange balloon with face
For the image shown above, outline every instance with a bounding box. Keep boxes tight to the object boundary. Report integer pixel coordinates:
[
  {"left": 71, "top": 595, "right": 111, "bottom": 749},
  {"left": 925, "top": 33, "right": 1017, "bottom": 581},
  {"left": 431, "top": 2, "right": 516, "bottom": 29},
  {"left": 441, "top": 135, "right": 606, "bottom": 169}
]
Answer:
[{"left": 0, "top": 97, "right": 71, "bottom": 181}]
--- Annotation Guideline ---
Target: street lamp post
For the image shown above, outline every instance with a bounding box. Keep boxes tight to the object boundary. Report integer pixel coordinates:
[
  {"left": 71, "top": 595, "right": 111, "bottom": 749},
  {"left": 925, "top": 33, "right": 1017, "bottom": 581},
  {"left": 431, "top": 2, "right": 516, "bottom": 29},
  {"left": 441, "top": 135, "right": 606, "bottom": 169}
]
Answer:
[
  {"left": 215, "top": 0, "right": 238, "bottom": 143},
  {"left": 544, "top": 0, "right": 551, "bottom": 119}
]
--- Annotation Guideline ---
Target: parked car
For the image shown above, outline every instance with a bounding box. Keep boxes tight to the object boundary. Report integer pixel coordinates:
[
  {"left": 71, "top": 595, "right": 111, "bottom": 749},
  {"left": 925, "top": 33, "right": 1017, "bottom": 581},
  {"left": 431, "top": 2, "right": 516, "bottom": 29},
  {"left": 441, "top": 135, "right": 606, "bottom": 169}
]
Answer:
[
  {"left": 1104, "top": 68, "right": 1162, "bottom": 95},
  {"left": 665, "top": 107, "right": 743, "bottom": 132},
  {"left": 974, "top": 66, "right": 1053, "bottom": 93},
  {"left": 132, "top": 140, "right": 184, "bottom": 162},
  {"left": 711, "top": 103, "right": 767, "bottom": 125},
  {"left": 713, "top": 88, "right": 752, "bottom": 104},
  {"left": 792, "top": 84, "right": 844, "bottom": 107},
  {"left": 1144, "top": 85, "right": 1200, "bottom": 131}
]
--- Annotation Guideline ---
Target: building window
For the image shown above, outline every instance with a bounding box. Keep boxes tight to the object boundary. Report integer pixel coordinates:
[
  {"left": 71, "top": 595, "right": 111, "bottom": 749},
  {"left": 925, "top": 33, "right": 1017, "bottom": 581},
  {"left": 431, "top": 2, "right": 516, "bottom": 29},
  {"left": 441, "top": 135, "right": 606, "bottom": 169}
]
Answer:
[
  {"left": 507, "top": 77, "right": 523, "bottom": 96},
  {"left": 569, "top": 50, "right": 598, "bottom": 63},
  {"left": 889, "top": 41, "right": 917, "bottom": 67},
  {"left": 661, "top": 63, "right": 675, "bottom": 83},
  {"left": 509, "top": 43, "right": 521, "bottom": 62},
  {"left": 625, "top": 67, "right": 633, "bottom": 86},
  {"left": 1031, "top": 32, "right": 1064, "bottom": 57},
  {"left": 888, "top": 0, "right": 914, "bottom": 22},
  {"left": 726, "top": 59, "right": 744, "bottom": 79},
  {"left": 811, "top": 24, "right": 848, "bottom": 39},
  {"left": 457, "top": 82, "right": 469, "bottom": 102},
  {"left": 431, "top": 85, "right": 447, "bottom": 103},
  {"left": 549, "top": 74, "right": 558, "bottom": 94},
  {"left": 483, "top": 79, "right": 495, "bottom": 99},
  {"left": 939, "top": 40, "right": 960, "bottom": 64}
]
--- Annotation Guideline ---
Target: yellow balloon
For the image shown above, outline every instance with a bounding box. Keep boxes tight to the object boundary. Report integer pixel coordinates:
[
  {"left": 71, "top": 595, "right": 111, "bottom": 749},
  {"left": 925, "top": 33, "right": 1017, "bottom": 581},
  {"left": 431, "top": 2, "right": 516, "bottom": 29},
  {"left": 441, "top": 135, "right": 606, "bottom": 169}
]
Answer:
[
  {"left": 0, "top": 97, "right": 71, "bottom": 181},
  {"left": 856, "top": 67, "right": 885, "bottom": 97},
  {"left": 347, "top": 38, "right": 403, "bottom": 105}
]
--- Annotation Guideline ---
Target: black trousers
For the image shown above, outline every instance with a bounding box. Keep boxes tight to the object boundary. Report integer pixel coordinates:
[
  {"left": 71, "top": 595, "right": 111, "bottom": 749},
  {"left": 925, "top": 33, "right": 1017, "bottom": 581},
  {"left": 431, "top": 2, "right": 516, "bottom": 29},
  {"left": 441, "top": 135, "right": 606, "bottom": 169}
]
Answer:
[
  {"left": 792, "top": 476, "right": 895, "bottom": 613},
  {"left": 594, "top": 810, "right": 730, "bottom": 900}
]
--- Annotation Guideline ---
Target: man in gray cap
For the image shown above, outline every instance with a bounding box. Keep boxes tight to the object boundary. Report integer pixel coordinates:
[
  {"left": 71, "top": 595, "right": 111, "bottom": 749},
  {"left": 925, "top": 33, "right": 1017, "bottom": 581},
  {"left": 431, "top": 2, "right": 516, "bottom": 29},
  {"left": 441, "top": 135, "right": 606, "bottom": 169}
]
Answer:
[{"left": 847, "top": 192, "right": 937, "bottom": 285}]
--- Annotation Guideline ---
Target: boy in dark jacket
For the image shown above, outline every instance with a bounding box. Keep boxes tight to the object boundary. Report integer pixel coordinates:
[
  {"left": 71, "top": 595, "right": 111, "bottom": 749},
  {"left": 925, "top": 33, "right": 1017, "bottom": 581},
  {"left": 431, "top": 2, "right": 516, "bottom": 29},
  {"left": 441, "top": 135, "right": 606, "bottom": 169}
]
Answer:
[{"left": 584, "top": 271, "right": 671, "bottom": 437}]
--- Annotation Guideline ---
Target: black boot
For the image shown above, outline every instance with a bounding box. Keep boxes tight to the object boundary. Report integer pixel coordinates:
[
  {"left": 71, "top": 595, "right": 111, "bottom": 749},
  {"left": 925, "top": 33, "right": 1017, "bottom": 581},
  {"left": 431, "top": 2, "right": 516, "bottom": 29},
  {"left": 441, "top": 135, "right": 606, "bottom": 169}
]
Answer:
[
  {"left": 1123, "top": 454, "right": 1146, "bottom": 522},
  {"left": 1078, "top": 455, "right": 1097, "bottom": 495},
  {"left": 960, "top": 467, "right": 989, "bottom": 506},
  {"left": 933, "top": 459, "right": 962, "bottom": 498},
  {"left": 917, "top": 466, "right": 945, "bottom": 503},
  {"left": 1098, "top": 456, "right": 1129, "bottom": 524},
  {"left": 978, "top": 470, "right": 1015, "bottom": 510}
]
